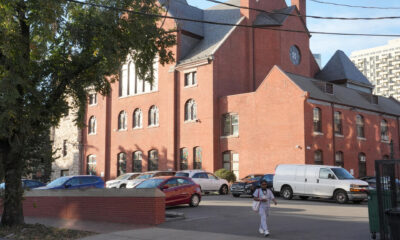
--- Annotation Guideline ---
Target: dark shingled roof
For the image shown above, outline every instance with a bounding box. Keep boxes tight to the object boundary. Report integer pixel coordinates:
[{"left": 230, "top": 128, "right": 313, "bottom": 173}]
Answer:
[
  {"left": 285, "top": 72, "right": 400, "bottom": 116},
  {"left": 253, "top": 6, "right": 295, "bottom": 26},
  {"left": 315, "top": 50, "right": 373, "bottom": 87}
]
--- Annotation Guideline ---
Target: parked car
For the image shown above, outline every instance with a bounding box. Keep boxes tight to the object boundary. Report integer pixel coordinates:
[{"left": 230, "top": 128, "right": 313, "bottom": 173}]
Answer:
[
  {"left": 175, "top": 170, "right": 229, "bottom": 195},
  {"left": 360, "top": 176, "right": 376, "bottom": 189},
  {"left": 125, "top": 171, "right": 176, "bottom": 188},
  {"left": 360, "top": 176, "right": 400, "bottom": 190},
  {"left": 273, "top": 164, "right": 369, "bottom": 204},
  {"left": 230, "top": 174, "right": 274, "bottom": 197},
  {"left": 0, "top": 179, "right": 45, "bottom": 190},
  {"left": 36, "top": 175, "right": 104, "bottom": 189},
  {"left": 106, "top": 172, "right": 141, "bottom": 188},
  {"left": 135, "top": 176, "right": 201, "bottom": 207}
]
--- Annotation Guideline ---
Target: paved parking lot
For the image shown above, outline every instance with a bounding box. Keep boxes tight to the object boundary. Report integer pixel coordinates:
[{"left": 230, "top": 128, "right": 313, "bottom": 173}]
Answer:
[{"left": 161, "top": 194, "right": 370, "bottom": 240}]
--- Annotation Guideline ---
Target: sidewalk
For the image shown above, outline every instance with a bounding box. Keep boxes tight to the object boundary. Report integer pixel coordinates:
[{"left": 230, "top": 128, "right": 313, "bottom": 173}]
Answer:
[{"left": 25, "top": 217, "right": 277, "bottom": 240}]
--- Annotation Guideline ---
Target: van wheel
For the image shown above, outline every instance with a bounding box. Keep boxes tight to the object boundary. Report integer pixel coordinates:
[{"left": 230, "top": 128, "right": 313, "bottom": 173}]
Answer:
[
  {"left": 189, "top": 194, "right": 200, "bottom": 207},
  {"left": 334, "top": 190, "right": 348, "bottom": 204},
  {"left": 281, "top": 186, "right": 293, "bottom": 200},
  {"left": 219, "top": 185, "right": 229, "bottom": 195}
]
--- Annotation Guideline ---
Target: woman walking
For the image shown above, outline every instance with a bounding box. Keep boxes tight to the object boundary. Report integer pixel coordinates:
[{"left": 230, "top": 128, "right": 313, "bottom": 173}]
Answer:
[{"left": 253, "top": 180, "right": 277, "bottom": 237}]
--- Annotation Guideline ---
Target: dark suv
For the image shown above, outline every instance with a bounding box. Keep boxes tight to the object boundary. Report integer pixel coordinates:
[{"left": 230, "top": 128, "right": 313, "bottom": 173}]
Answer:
[{"left": 230, "top": 174, "right": 274, "bottom": 197}]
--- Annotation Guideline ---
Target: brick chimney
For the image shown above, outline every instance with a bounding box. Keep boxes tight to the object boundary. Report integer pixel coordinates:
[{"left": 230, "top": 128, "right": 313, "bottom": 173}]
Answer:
[{"left": 291, "top": 0, "right": 306, "bottom": 24}]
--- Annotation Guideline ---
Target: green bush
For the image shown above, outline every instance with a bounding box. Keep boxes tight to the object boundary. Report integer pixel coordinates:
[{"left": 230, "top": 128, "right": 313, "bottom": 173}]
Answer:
[{"left": 214, "top": 168, "right": 236, "bottom": 183}]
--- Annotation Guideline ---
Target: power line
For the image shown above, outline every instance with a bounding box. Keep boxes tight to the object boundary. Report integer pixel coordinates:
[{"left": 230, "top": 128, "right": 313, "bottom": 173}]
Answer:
[
  {"left": 64, "top": 0, "right": 400, "bottom": 37},
  {"left": 310, "top": 0, "right": 400, "bottom": 10},
  {"left": 206, "top": 0, "right": 400, "bottom": 20}
]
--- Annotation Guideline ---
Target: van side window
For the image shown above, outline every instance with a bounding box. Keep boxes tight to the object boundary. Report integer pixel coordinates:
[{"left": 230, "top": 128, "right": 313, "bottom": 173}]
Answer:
[{"left": 319, "top": 168, "right": 332, "bottom": 179}]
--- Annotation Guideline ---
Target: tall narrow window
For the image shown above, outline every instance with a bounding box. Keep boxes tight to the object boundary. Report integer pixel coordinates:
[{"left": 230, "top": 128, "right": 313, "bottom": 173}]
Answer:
[
  {"left": 335, "top": 151, "right": 343, "bottom": 167},
  {"left": 133, "top": 108, "right": 142, "bottom": 128},
  {"left": 119, "top": 64, "right": 128, "bottom": 97},
  {"left": 87, "top": 155, "right": 96, "bottom": 175},
  {"left": 117, "top": 152, "right": 127, "bottom": 176},
  {"left": 132, "top": 151, "right": 142, "bottom": 172},
  {"left": 148, "top": 106, "right": 159, "bottom": 126},
  {"left": 314, "top": 150, "right": 323, "bottom": 165},
  {"left": 148, "top": 150, "right": 158, "bottom": 171},
  {"left": 223, "top": 151, "right": 232, "bottom": 171},
  {"left": 222, "top": 113, "right": 239, "bottom": 136},
  {"left": 381, "top": 119, "right": 389, "bottom": 141},
  {"left": 88, "top": 116, "right": 96, "bottom": 134},
  {"left": 358, "top": 153, "right": 366, "bottom": 178},
  {"left": 356, "top": 115, "right": 365, "bottom": 138},
  {"left": 180, "top": 148, "right": 188, "bottom": 170},
  {"left": 89, "top": 93, "right": 97, "bottom": 105},
  {"left": 118, "top": 111, "right": 127, "bottom": 130},
  {"left": 313, "top": 108, "right": 322, "bottom": 133},
  {"left": 193, "top": 147, "right": 202, "bottom": 169},
  {"left": 63, "top": 140, "right": 67, "bottom": 157},
  {"left": 184, "top": 71, "right": 197, "bottom": 87},
  {"left": 334, "top": 111, "right": 342, "bottom": 135},
  {"left": 184, "top": 99, "right": 197, "bottom": 121}
]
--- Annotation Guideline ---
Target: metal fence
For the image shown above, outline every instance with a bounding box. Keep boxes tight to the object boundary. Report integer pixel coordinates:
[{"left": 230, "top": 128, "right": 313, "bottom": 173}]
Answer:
[{"left": 375, "top": 160, "right": 400, "bottom": 240}]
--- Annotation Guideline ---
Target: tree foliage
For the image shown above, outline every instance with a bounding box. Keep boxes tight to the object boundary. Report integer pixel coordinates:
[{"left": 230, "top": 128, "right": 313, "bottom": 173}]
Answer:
[
  {"left": 0, "top": 0, "right": 175, "bottom": 226},
  {"left": 214, "top": 168, "right": 237, "bottom": 183}
]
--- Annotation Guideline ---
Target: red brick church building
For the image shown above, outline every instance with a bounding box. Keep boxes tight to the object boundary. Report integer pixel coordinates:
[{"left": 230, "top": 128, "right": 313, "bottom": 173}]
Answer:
[{"left": 83, "top": 0, "right": 400, "bottom": 180}]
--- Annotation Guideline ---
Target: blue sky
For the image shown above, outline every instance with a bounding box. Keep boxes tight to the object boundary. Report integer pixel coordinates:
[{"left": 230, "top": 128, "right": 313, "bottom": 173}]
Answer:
[{"left": 187, "top": 0, "right": 400, "bottom": 67}]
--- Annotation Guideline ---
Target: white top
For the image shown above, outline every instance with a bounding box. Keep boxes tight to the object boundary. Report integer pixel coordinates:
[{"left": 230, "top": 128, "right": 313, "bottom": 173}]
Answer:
[{"left": 253, "top": 188, "right": 275, "bottom": 208}]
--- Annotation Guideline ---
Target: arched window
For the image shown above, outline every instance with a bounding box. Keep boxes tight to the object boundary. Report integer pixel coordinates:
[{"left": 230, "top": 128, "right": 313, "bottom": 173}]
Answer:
[
  {"left": 193, "top": 147, "right": 202, "bottom": 169},
  {"left": 133, "top": 108, "right": 142, "bottom": 128},
  {"left": 334, "top": 111, "right": 342, "bottom": 135},
  {"left": 314, "top": 150, "right": 323, "bottom": 165},
  {"left": 87, "top": 155, "right": 96, "bottom": 175},
  {"left": 223, "top": 151, "right": 232, "bottom": 171},
  {"left": 132, "top": 151, "right": 142, "bottom": 172},
  {"left": 180, "top": 148, "right": 188, "bottom": 170},
  {"left": 313, "top": 108, "right": 322, "bottom": 133},
  {"left": 118, "top": 111, "right": 127, "bottom": 130},
  {"left": 356, "top": 115, "right": 365, "bottom": 138},
  {"left": 358, "top": 153, "right": 366, "bottom": 178},
  {"left": 88, "top": 116, "right": 96, "bottom": 134},
  {"left": 335, "top": 151, "right": 343, "bottom": 167},
  {"left": 117, "top": 152, "right": 127, "bottom": 176},
  {"left": 148, "top": 150, "right": 158, "bottom": 171},
  {"left": 381, "top": 119, "right": 389, "bottom": 141},
  {"left": 89, "top": 93, "right": 97, "bottom": 105},
  {"left": 148, "top": 106, "right": 159, "bottom": 126},
  {"left": 184, "top": 99, "right": 197, "bottom": 121}
]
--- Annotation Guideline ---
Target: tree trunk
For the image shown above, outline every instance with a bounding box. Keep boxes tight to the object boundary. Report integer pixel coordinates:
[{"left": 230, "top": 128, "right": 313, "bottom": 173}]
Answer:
[{"left": 1, "top": 140, "right": 24, "bottom": 226}]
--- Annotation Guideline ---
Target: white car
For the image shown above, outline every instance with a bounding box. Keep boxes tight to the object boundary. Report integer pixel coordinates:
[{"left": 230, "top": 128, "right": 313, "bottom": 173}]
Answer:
[
  {"left": 273, "top": 164, "right": 369, "bottom": 204},
  {"left": 175, "top": 170, "right": 229, "bottom": 195},
  {"left": 106, "top": 172, "right": 141, "bottom": 188},
  {"left": 126, "top": 171, "right": 176, "bottom": 188}
]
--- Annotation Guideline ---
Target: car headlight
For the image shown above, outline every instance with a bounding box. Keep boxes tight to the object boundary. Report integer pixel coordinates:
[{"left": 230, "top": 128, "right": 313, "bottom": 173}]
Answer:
[{"left": 245, "top": 184, "right": 253, "bottom": 189}]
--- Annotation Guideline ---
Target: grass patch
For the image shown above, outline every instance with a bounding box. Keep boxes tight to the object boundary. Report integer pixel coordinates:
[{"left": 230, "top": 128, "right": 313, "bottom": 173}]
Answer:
[{"left": 0, "top": 223, "right": 95, "bottom": 239}]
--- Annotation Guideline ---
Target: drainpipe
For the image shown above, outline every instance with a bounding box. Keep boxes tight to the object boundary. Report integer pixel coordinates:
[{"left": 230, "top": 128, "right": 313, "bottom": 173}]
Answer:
[
  {"left": 397, "top": 116, "right": 400, "bottom": 159},
  {"left": 252, "top": 27, "right": 255, "bottom": 91},
  {"left": 173, "top": 69, "right": 178, "bottom": 171},
  {"left": 331, "top": 103, "right": 336, "bottom": 165}
]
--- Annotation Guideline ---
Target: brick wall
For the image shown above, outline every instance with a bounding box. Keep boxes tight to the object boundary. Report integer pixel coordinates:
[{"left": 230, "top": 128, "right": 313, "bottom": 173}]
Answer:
[{"left": 0, "top": 189, "right": 166, "bottom": 225}]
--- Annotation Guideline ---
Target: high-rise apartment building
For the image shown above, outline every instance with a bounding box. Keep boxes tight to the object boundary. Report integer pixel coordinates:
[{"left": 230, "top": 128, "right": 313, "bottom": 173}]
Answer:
[{"left": 350, "top": 39, "right": 400, "bottom": 100}]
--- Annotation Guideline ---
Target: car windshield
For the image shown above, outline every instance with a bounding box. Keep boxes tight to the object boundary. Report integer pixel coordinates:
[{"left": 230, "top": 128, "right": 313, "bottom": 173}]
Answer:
[
  {"left": 137, "top": 174, "right": 153, "bottom": 179},
  {"left": 46, "top": 177, "right": 71, "bottom": 187},
  {"left": 115, "top": 173, "right": 132, "bottom": 181},
  {"left": 136, "top": 179, "right": 164, "bottom": 188},
  {"left": 175, "top": 172, "right": 189, "bottom": 177},
  {"left": 242, "top": 175, "right": 262, "bottom": 181},
  {"left": 331, "top": 168, "right": 354, "bottom": 180}
]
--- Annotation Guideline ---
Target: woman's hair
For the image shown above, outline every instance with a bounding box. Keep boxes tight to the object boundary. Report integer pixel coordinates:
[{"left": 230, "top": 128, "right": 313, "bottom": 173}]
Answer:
[{"left": 260, "top": 180, "right": 268, "bottom": 185}]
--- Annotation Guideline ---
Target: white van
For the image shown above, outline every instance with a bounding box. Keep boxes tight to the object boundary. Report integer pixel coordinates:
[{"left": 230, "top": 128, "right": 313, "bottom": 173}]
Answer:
[{"left": 273, "top": 164, "right": 369, "bottom": 204}]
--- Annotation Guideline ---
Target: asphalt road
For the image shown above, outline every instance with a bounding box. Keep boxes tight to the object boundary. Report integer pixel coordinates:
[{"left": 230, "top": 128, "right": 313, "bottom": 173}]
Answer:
[{"left": 160, "top": 194, "right": 370, "bottom": 240}]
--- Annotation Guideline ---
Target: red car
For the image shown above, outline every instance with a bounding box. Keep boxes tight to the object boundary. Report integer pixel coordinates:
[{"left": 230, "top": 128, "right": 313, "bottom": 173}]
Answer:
[{"left": 135, "top": 176, "right": 202, "bottom": 207}]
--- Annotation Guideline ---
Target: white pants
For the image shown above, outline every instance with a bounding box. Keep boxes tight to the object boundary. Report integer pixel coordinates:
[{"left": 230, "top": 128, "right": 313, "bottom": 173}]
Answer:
[{"left": 258, "top": 204, "right": 270, "bottom": 232}]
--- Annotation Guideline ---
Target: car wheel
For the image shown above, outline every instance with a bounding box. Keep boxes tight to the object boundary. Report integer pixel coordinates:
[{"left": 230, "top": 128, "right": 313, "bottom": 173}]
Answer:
[
  {"left": 189, "top": 194, "right": 200, "bottom": 207},
  {"left": 219, "top": 185, "right": 229, "bottom": 195},
  {"left": 299, "top": 196, "right": 309, "bottom": 200},
  {"left": 281, "top": 186, "right": 293, "bottom": 200},
  {"left": 334, "top": 190, "right": 348, "bottom": 204},
  {"left": 232, "top": 193, "right": 240, "bottom": 198},
  {"left": 120, "top": 184, "right": 126, "bottom": 189}
]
